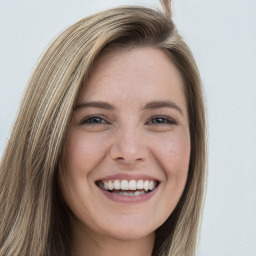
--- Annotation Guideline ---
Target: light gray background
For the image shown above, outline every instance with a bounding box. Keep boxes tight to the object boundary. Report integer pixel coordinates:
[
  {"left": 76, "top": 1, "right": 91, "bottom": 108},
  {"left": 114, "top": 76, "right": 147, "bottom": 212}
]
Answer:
[{"left": 0, "top": 0, "right": 256, "bottom": 255}]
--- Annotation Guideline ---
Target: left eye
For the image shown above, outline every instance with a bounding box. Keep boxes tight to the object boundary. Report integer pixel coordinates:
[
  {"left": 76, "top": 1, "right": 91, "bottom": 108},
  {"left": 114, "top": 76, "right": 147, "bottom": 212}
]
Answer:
[
  {"left": 81, "top": 116, "right": 108, "bottom": 125},
  {"left": 146, "top": 116, "right": 177, "bottom": 125}
]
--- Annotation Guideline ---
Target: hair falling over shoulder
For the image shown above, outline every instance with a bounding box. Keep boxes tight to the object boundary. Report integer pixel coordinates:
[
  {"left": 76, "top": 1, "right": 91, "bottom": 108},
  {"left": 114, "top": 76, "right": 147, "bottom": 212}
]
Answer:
[{"left": 0, "top": 1, "right": 207, "bottom": 256}]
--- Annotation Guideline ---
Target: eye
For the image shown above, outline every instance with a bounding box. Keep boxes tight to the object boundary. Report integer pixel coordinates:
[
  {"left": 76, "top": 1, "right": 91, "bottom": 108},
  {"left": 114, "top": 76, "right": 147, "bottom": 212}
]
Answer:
[
  {"left": 146, "top": 116, "right": 177, "bottom": 126},
  {"left": 80, "top": 116, "right": 109, "bottom": 125}
]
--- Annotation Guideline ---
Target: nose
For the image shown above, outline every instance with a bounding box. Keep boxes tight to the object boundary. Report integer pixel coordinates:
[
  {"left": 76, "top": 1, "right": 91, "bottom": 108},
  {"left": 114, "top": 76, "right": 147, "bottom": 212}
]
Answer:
[{"left": 109, "top": 127, "right": 149, "bottom": 164}]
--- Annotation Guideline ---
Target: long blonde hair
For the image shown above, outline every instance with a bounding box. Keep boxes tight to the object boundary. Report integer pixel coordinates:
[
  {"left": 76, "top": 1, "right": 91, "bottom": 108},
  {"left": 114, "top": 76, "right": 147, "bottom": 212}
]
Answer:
[{"left": 0, "top": 5, "right": 206, "bottom": 256}]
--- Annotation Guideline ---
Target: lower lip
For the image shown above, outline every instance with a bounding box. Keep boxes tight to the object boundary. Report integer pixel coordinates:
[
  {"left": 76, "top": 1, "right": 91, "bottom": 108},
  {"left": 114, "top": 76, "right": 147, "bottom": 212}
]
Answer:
[{"left": 99, "top": 186, "right": 159, "bottom": 203}]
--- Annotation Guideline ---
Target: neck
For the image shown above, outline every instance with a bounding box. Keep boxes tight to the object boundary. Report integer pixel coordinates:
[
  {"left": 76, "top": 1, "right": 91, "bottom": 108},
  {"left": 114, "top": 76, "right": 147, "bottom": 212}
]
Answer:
[{"left": 70, "top": 221, "right": 155, "bottom": 256}]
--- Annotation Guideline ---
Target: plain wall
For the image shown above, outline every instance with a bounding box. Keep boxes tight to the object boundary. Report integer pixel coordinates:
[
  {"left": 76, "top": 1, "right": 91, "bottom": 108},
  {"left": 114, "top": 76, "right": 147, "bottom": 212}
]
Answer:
[{"left": 1, "top": 0, "right": 256, "bottom": 255}]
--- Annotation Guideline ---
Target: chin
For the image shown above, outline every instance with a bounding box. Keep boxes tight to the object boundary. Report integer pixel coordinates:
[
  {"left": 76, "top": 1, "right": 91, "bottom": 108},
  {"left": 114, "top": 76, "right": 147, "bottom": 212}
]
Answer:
[
  {"left": 104, "top": 227, "right": 154, "bottom": 241},
  {"left": 97, "top": 215, "right": 157, "bottom": 241}
]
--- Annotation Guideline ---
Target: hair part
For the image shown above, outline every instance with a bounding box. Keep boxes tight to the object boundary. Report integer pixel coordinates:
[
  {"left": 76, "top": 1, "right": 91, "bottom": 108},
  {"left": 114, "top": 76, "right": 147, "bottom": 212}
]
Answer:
[{"left": 0, "top": 5, "right": 206, "bottom": 256}]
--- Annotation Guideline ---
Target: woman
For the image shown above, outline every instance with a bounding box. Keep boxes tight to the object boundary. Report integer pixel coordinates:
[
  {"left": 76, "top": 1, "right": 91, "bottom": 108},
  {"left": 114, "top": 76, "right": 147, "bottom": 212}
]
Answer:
[{"left": 0, "top": 1, "right": 206, "bottom": 256}]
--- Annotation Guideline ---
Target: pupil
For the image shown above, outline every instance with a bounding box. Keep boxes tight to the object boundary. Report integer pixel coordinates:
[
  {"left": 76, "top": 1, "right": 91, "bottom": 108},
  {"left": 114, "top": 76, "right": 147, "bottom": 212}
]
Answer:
[
  {"left": 153, "top": 118, "right": 164, "bottom": 123},
  {"left": 91, "top": 117, "right": 101, "bottom": 123}
]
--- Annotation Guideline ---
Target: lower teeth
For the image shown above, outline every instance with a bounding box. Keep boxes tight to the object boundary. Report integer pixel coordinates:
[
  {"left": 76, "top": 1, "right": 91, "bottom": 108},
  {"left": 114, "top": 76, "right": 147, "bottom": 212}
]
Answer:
[
  {"left": 109, "top": 190, "right": 152, "bottom": 196},
  {"left": 116, "top": 191, "right": 144, "bottom": 196}
]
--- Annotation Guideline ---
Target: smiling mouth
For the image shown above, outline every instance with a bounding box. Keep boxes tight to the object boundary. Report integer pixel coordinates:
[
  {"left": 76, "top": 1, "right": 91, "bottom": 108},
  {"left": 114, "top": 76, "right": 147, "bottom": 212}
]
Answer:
[{"left": 96, "top": 179, "right": 159, "bottom": 196}]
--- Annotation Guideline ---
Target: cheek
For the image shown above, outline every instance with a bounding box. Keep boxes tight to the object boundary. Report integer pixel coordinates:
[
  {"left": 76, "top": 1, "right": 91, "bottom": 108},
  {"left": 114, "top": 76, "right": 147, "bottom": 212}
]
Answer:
[
  {"left": 147, "top": 130, "right": 190, "bottom": 222},
  {"left": 59, "top": 130, "right": 109, "bottom": 205},
  {"left": 169, "top": 133, "right": 190, "bottom": 170},
  {"left": 63, "top": 130, "right": 109, "bottom": 174},
  {"left": 58, "top": 130, "right": 109, "bottom": 218},
  {"left": 151, "top": 129, "right": 190, "bottom": 179}
]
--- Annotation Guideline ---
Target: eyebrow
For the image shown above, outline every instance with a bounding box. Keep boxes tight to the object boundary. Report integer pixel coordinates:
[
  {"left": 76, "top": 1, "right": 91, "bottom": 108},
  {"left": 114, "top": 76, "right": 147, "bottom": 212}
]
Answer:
[
  {"left": 143, "top": 100, "right": 184, "bottom": 115},
  {"left": 74, "top": 100, "right": 183, "bottom": 115},
  {"left": 74, "top": 101, "right": 116, "bottom": 111}
]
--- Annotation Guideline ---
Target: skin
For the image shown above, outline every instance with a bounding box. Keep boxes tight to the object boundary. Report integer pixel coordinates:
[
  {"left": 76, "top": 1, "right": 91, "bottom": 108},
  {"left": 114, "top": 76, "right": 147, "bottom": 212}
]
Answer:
[{"left": 59, "top": 47, "right": 191, "bottom": 256}]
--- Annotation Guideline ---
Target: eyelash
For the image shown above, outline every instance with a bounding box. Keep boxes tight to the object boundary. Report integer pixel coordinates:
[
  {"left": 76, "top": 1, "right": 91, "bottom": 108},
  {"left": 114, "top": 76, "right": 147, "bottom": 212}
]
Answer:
[{"left": 80, "top": 115, "right": 178, "bottom": 126}]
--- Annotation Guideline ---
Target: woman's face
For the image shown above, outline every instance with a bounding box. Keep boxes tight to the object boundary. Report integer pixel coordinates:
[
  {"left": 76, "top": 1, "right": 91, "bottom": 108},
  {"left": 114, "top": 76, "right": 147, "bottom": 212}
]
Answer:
[{"left": 59, "top": 47, "right": 190, "bottom": 242}]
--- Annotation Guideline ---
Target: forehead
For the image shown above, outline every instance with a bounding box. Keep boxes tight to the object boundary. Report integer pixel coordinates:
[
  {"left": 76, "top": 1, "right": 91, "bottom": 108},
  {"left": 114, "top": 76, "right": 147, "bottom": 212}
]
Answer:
[{"left": 78, "top": 47, "right": 186, "bottom": 109}]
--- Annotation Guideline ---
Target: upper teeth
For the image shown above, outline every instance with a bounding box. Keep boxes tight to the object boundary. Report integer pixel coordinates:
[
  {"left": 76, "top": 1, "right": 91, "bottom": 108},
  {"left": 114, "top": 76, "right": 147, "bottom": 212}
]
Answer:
[{"left": 99, "top": 179, "right": 157, "bottom": 191}]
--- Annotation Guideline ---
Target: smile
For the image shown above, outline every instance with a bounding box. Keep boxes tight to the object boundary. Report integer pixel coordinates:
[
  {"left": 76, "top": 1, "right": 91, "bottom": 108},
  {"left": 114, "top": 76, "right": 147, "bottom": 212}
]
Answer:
[{"left": 96, "top": 179, "right": 158, "bottom": 196}]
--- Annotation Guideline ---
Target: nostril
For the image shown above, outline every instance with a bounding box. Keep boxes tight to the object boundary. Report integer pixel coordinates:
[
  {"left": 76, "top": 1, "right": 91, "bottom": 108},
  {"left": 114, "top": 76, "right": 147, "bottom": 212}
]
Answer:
[
  {"left": 114, "top": 156, "right": 145, "bottom": 164},
  {"left": 135, "top": 157, "right": 144, "bottom": 161},
  {"left": 109, "top": 140, "right": 149, "bottom": 163}
]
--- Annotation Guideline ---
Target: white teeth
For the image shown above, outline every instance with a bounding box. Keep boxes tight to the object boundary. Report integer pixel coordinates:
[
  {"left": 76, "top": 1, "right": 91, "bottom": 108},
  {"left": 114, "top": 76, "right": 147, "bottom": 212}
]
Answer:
[
  {"left": 149, "top": 180, "right": 154, "bottom": 190},
  {"left": 128, "top": 180, "right": 137, "bottom": 190},
  {"left": 114, "top": 180, "right": 121, "bottom": 190},
  {"left": 115, "top": 191, "right": 146, "bottom": 196},
  {"left": 137, "top": 180, "right": 144, "bottom": 189},
  {"left": 144, "top": 180, "right": 149, "bottom": 191},
  {"left": 134, "top": 191, "right": 145, "bottom": 196},
  {"left": 99, "top": 179, "right": 157, "bottom": 192},
  {"left": 121, "top": 180, "right": 129, "bottom": 190},
  {"left": 103, "top": 181, "right": 109, "bottom": 190},
  {"left": 108, "top": 181, "right": 114, "bottom": 190},
  {"left": 117, "top": 191, "right": 128, "bottom": 196}
]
